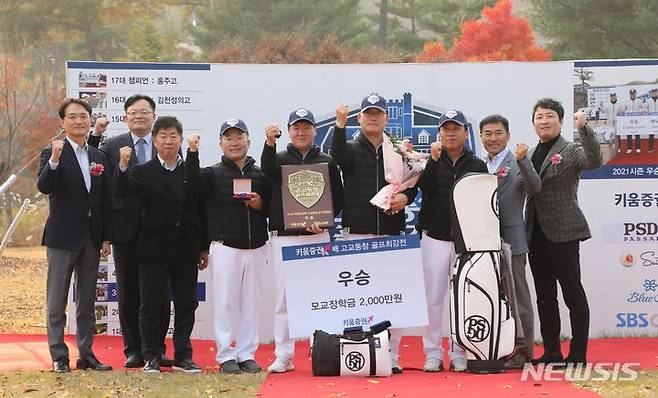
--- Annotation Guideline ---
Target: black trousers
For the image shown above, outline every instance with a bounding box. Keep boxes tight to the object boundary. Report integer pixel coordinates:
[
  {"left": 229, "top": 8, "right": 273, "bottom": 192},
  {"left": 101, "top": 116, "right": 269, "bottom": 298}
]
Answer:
[
  {"left": 528, "top": 223, "right": 590, "bottom": 360},
  {"left": 139, "top": 262, "right": 198, "bottom": 361},
  {"left": 113, "top": 241, "right": 170, "bottom": 359}
]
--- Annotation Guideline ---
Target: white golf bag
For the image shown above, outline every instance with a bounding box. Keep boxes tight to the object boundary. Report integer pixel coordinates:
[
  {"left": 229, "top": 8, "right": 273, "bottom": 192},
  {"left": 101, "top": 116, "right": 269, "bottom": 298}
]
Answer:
[{"left": 449, "top": 173, "right": 516, "bottom": 373}]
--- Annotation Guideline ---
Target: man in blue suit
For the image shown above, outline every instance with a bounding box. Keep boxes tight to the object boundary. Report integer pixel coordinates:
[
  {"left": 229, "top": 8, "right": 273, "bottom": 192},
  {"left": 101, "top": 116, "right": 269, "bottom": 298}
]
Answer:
[{"left": 37, "top": 98, "right": 113, "bottom": 373}]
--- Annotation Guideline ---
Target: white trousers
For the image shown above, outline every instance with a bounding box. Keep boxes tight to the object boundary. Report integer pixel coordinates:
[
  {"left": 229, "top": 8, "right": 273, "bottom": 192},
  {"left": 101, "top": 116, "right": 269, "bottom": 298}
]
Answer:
[
  {"left": 342, "top": 233, "right": 403, "bottom": 362},
  {"left": 209, "top": 242, "right": 268, "bottom": 364},
  {"left": 270, "top": 232, "right": 330, "bottom": 360},
  {"left": 420, "top": 232, "right": 466, "bottom": 361}
]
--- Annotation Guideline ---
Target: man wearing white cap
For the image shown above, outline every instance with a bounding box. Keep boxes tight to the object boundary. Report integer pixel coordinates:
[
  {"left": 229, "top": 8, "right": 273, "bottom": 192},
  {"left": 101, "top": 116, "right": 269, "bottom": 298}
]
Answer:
[{"left": 261, "top": 108, "right": 343, "bottom": 373}]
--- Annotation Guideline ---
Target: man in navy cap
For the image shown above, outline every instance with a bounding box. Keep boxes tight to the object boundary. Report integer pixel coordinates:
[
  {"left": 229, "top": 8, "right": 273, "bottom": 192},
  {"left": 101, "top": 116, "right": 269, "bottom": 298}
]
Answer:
[
  {"left": 416, "top": 109, "right": 488, "bottom": 372},
  {"left": 261, "top": 108, "right": 343, "bottom": 373},
  {"left": 332, "top": 94, "right": 418, "bottom": 374},
  {"left": 201, "top": 118, "right": 272, "bottom": 374}
]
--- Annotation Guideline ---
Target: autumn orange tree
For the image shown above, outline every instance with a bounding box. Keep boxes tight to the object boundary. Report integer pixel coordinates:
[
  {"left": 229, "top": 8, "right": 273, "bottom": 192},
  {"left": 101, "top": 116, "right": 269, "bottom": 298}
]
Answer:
[{"left": 417, "top": 0, "right": 550, "bottom": 62}]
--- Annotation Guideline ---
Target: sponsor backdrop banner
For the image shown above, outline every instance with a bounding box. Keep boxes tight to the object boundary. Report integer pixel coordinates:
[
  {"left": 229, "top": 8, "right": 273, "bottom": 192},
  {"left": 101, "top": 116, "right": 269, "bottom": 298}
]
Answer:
[{"left": 66, "top": 60, "right": 657, "bottom": 342}]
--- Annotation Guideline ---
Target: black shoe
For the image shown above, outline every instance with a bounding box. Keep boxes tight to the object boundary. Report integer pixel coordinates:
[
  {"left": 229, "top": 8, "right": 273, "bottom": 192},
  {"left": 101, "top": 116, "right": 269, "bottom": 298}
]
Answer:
[
  {"left": 76, "top": 355, "right": 112, "bottom": 371},
  {"left": 553, "top": 356, "right": 587, "bottom": 369},
  {"left": 238, "top": 359, "right": 262, "bottom": 373},
  {"left": 392, "top": 366, "right": 403, "bottom": 374},
  {"left": 530, "top": 352, "right": 564, "bottom": 365},
  {"left": 220, "top": 360, "right": 242, "bottom": 374},
  {"left": 505, "top": 353, "right": 530, "bottom": 369},
  {"left": 173, "top": 358, "right": 202, "bottom": 373},
  {"left": 53, "top": 360, "right": 70, "bottom": 373},
  {"left": 143, "top": 359, "right": 160, "bottom": 373},
  {"left": 160, "top": 355, "right": 174, "bottom": 367},
  {"left": 124, "top": 354, "right": 144, "bottom": 368}
]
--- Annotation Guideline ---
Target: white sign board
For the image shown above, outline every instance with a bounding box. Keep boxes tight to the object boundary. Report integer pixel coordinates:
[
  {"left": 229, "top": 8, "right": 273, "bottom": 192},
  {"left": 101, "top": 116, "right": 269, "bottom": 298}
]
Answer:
[{"left": 282, "top": 235, "right": 428, "bottom": 338}]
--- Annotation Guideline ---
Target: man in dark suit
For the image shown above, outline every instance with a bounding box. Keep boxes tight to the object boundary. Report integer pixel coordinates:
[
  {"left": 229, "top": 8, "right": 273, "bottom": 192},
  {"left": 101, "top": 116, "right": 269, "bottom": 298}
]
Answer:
[
  {"left": 88, "top": 94, "right": 172, "bottom": 368},
  {"left": 37, "top": 98, "right": 113, "bottom": 373},
  {"left": 526, "top": 99, "right": 602, "bottom": 366},
  {"left": 114, "top": 116, "right": 207, "bottom": 373},
  {"left": 479, "top": 114, "right": 541, "bottom": 368}
]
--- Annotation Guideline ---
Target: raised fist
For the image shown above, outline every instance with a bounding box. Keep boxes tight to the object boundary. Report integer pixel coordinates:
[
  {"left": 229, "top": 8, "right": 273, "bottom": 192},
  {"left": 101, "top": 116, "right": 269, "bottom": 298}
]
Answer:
[
  {"left": 119, "top": 146, "right": 132, "bottom": 168},
  {"left": 430, "top": 140, "right": 443, "bottom": 162},
  {"left": 50, "top": 139, "right": 64, "bottom": 162},
  {"left": 516, "top": 143, "right": 529, "bottom": 161},
  {"left": 188, "top": 133, "right": 200, "bottom": 152},
  {"left": 265, "top": 123, "right": 281, "bottom": 147},
  {"left": 335, "top": 104, "right": 349, "bottom": 129},
  {"left": 94, "top": 116, "right": 109, "bottom": 135},
  {"left": 574, "top": 111, "right": 587, "bottom": 129}
]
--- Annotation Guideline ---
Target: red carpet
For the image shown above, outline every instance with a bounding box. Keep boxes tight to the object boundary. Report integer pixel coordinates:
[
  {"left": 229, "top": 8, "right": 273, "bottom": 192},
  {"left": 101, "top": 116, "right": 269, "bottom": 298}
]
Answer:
[
  {"left": 607, "top": 138, "right": 657, "bottom": 164},
  {"left": 1, "top": 334, "right": 656, "bottom": 397},
  {"left": 259, "top": 337, "right": 658, "bottom": 398}
]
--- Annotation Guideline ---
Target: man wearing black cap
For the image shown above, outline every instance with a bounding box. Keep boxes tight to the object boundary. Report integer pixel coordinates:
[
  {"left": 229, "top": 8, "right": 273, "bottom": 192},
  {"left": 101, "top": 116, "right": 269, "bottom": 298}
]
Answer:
[
  {"left": 603, "top": 92, "right": 620, "bottom": 153},
  {"left": 261, "top": 108, "right": 343, "bottom": 373},
  {"left": 331, "top": 94, "right": 418, "bottom": 374},
  {"left": 416, "top": 109, "right": 488, "bottom": 372},
  {"left": 202, "top": 118, "right": 272, "bottom": 374}
]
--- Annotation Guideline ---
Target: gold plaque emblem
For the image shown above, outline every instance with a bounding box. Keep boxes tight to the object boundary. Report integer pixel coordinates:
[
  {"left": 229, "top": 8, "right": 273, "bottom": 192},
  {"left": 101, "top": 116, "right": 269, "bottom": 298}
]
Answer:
[{"left": 287, "top": 169, "right": 325, "bottom": 208}]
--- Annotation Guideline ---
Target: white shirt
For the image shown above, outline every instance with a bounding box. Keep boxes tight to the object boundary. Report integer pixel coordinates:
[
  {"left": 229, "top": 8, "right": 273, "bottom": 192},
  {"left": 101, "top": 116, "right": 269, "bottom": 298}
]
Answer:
[
  {"left": 158, "top": 154, "right": 183, "bottom": 171},
  {"left": 483, "top": 147, "right": 509, "bottom": 174},
  {"left": 49, "top": 137, "right": 92, "bottom": 192},
  {"left": 646, "top": 98, "right": 658, "bottom": 113},
  {"left": 131, "top": 132, "right": 153, "bottom": 162}
]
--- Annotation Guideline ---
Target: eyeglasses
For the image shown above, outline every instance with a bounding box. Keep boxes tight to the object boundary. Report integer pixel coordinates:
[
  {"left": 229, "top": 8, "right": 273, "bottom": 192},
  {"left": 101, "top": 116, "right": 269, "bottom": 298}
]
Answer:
[{"left": 126, "top": 110, "right": 153, "bottom": 117}]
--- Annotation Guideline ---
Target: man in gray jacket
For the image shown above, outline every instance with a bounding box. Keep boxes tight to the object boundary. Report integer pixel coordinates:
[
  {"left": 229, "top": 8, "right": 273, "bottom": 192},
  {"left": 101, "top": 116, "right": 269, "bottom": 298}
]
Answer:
[
  {"left": 480, "top": 114, "right": 541, "bottom": 369},
  {"left": 526, "top": 99, "right": 602, "bottom": 366}
]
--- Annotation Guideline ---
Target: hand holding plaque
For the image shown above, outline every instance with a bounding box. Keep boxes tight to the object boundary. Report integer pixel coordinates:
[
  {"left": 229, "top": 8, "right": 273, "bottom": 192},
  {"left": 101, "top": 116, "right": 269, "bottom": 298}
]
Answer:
[{"left": 281, "top": 163, "right": 335, "bottom": 231}]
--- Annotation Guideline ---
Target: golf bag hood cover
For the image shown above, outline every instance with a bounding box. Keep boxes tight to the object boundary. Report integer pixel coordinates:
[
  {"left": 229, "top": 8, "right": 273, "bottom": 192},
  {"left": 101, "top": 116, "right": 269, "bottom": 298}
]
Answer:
[{"left": 451, "top": 173, "right": 501, "bottom": 254}]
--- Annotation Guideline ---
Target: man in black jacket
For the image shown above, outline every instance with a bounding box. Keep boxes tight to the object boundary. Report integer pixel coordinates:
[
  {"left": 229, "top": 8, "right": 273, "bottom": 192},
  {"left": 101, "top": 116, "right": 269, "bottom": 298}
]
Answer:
[
  {"left": 331, "top": 94, "right": 418, "bottom": 374},
  {"left": 88, "top": 94, "right": 172, "bottom": 369},
  {"left": 38, "top": 98, "right": 113, "bottom": 373},
  {"left": 416, "top": 109, "right": 488, "bottom": 373},
  {"left": 261, "top": 108, "right": 343, "bottom": 373},
  {"left": 202, "top": 118, "right": 272, "bottom": 374},
  {"left": 114, "top": 116, "right": 207, "bottom": 373}
]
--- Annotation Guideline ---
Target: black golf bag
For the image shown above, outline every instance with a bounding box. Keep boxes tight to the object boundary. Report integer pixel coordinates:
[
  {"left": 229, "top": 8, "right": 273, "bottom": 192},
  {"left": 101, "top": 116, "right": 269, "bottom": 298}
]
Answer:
[{"left": 449, "top": 173, "right": 516, "bottom": 373}]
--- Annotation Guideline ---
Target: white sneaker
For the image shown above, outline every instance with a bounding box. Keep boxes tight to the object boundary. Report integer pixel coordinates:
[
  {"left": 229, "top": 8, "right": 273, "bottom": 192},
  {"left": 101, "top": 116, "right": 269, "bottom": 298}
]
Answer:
[
  {"left": 267, "top": 357, "right": 294, "bottom": 373},
  {"left": 423, "top": 357, "right": 444, "bottom": 372},
  {"left": 636, "top": 148, "right": 641, "bottom": 153},
  {"left": 450, "top": 358, "right": 467, "bottom": 372},
  {"left": 626, "top": 148, "right": 633, "bottom": 154}
]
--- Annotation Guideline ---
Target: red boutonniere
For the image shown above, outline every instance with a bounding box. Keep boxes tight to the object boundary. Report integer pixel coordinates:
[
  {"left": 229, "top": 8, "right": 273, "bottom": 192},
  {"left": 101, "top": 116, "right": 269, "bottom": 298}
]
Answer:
[
  {"left": 89, "top": 162, "right": 105, "bottom": 177},
  {"left": 550, "top": 153, "right": 563, "bottom": 166},
  {"left": 496, "top": 166, "right": 510, "bottom": 177}
]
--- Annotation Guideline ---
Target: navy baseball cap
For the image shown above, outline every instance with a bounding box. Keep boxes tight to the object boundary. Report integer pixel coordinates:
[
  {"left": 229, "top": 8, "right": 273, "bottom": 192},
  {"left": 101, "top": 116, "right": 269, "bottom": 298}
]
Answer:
[
  {"left": 361, "top": 93, "right": 387, "bottom": 113},
  {"left": 437, "top": 109, "right": 467, "bottom": 128},
  {"left": 288, "top": 108, "right": 316, "bottom": 126},
  {"left": 220, "top": 118, "right": 248, "bottom": 135}
]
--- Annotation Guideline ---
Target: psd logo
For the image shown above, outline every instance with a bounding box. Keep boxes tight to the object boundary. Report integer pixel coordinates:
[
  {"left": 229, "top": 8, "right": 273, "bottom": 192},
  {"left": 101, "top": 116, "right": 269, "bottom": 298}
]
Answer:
[
  {"left": 464, "top": 315, "right": 490, "bottom": 342},
  {"left": 344, "top": 351, "right": 366, "bottom": 372},
  {"left": 623, "top": 222, "right": 658, "bottom": 242},
  {"left": 602, "top": 222, "right": 658, "bottom": 243}
]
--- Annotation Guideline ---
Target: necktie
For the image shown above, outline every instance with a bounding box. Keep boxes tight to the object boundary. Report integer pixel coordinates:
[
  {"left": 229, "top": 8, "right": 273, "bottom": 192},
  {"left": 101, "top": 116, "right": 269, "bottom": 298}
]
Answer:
[{"left": 136, "top": 138, "right": 147, "bottom": 164}]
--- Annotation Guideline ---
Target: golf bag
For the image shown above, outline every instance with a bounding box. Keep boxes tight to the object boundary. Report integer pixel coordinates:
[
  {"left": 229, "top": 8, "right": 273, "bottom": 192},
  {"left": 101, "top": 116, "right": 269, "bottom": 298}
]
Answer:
[
  {"left": 449, "top": 173, "right": 516, "bottom": 373},
  {"left": 311, "top": 321, "right": 393, "bottom": 377}
]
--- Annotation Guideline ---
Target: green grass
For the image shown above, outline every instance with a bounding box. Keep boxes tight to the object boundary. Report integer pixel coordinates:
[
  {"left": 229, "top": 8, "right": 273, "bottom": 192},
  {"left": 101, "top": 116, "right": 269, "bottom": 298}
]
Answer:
[
  {"left": 0, "top": 370, "right": 265, "bottom": 398},
  {"left": 575, "top": 369, "right": 658, "bottom": 398}
]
